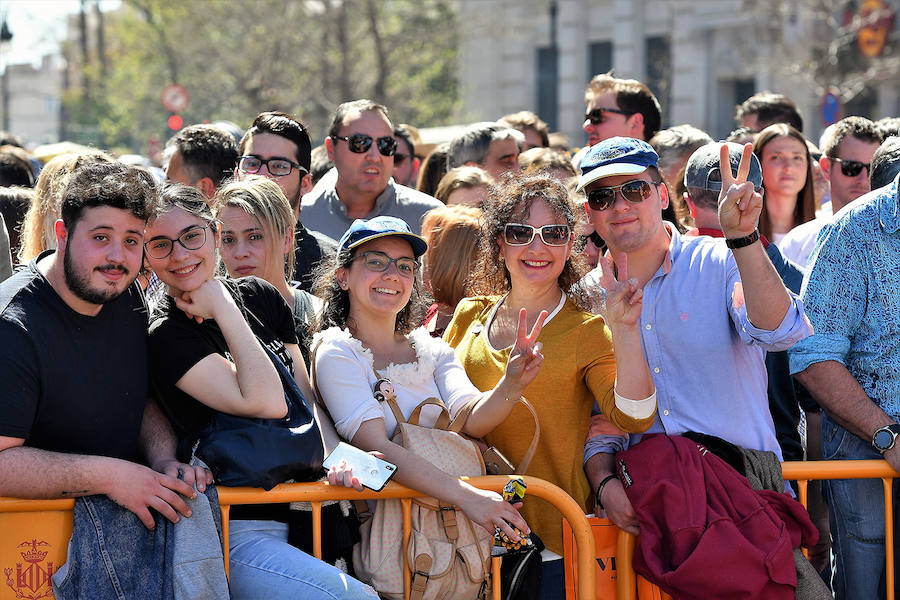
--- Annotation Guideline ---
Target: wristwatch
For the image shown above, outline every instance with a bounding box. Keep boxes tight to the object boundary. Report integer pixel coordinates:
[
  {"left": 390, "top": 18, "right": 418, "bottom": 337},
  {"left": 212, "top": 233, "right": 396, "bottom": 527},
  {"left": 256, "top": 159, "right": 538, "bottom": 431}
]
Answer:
[
  {"left": 872, "top": 424, "right": 900, "bottom": 453},
  {"left": 725, "top": 229, "right": 760, "bottom": 249}
]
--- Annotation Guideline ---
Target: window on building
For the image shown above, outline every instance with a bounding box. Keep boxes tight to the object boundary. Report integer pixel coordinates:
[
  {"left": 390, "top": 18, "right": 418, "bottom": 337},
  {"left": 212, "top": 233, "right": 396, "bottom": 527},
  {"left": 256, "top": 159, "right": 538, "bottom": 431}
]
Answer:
[
  {"left": 588, "top": 41, "right": 613, "bottom": 79},
  {"left": 645, "top": 36, "right": 671, "bottom": 126},
  {"left": 536, "top": 46, "right": 558, "bottom": 131}
]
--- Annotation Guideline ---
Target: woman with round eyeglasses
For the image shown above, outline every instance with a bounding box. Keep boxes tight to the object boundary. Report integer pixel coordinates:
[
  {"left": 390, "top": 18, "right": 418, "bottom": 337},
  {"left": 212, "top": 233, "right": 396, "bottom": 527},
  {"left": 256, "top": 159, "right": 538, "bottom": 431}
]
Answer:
[
  {"left": 312, "top": 215, "right": 550, "bottom": 594},
  {"left": 143, "top": 183, "right": 378, "bottom": 600},
  {"left": 443, "top": 172, "right": 657, "bottom": 598},
  {"left": 753, "top": 123, "right": 816, "bottom": 244}
]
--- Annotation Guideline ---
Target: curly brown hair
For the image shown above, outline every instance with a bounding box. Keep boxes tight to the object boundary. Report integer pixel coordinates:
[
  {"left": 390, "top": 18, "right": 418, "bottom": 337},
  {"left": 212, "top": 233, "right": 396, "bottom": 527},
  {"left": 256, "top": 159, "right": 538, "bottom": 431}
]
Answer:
[
  {"left": 313, "top": 243, "right": 428, "bottom": 336},
  {"left": 468, "top": 172, "right": 592, "bottom": 310}
]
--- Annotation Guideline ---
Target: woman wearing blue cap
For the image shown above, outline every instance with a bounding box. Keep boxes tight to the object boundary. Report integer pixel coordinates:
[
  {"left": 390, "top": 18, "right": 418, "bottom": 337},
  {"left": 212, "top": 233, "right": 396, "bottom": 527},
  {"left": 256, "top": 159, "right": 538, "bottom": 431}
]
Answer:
[
  {"left": 143, "top": 183, "right": 378, "bottom": 600},
  {"left": 312, "top": 214, "right": 547, "bottom": 595}
]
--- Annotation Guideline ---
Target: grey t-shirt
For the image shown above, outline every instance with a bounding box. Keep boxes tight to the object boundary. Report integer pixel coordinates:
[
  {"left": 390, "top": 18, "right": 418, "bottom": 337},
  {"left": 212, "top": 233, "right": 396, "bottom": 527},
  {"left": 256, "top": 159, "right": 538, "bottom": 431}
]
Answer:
[{"left": 300, "top": 177, "right": 442, "bottom": 240}]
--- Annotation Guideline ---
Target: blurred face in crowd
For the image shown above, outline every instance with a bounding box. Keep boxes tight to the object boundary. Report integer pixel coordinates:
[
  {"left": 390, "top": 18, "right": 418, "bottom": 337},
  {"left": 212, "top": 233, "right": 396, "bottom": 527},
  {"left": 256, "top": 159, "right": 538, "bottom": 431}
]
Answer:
[
  {"left": 165, "top": 150, "right": 195, "bottom": 187},
  {"left": 327, "top": 109, "right": 395, "bottom": 202},
  {"left": 481, "top": 138, "right": 520, "bottom": 180},
  {"left": 520, "top": 128, "right": 543, "bottom": 152},
  {"left": 446, "top": 185, "right": 487, "bottom": 208},
  {"left": 391, "top": 136, "right": 419, "bottom": 188},
  {"left": 759, "top": 135, "right": 808, "bottom": 201},
  {"left": 584, "top": 93, "right": 643, "bottom": 146},
  {"left": 237, "top": 133, "right": 309, "bottom": 212},
  {"left": 822, "top": 136, "right": 879, "bottom": 212}
]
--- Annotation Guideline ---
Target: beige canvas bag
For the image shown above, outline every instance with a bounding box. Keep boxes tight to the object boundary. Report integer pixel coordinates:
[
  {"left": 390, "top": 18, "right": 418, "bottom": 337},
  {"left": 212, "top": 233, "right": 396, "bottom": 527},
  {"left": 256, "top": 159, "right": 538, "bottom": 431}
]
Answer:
[{"left": 352, "top": 395, "right": 493, "bottom": 600}]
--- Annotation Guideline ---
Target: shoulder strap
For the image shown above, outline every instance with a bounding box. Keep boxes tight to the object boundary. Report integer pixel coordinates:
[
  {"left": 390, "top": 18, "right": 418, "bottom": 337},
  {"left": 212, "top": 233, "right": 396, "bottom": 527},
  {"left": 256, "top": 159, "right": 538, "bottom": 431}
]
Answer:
[{"left": 308, "top": 339, "right": 342, "bottom": 455}]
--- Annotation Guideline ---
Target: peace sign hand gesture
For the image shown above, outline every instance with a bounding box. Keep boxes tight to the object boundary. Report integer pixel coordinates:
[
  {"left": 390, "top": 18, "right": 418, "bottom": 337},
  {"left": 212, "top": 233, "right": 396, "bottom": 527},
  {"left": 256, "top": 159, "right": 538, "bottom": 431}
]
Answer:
[
  {"left": 597, "top": 253, "right": 643, "bottom": 332},
  {"left": 503, "top": 308, "right": 548, "bottom": 396},
  {"left": 717, "top": 142, "right": 763, "bottom": 239}
]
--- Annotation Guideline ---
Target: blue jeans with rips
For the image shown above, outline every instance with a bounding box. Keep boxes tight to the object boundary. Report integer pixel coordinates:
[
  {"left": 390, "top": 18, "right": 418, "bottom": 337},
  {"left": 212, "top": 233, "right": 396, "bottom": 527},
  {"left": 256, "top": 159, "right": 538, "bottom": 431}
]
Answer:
[
  {"left": 227, "top": 520, "right": 377, "bottom": 600},
  {"left": 822, "top": 412, "right": 900, "bottom": 599}
]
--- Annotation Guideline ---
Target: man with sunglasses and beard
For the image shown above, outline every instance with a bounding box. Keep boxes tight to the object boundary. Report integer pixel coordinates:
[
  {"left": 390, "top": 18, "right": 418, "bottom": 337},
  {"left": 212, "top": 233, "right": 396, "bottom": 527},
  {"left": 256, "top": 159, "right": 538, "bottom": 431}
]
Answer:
[
  {"left": 780, "top": 116, "right": 882, "bottom": 268},
  {"left": 578, "top": 137, "right": 810, "bottom": 539},
  {"left": 0, "top": 162, "right": 210, "bottom": 533},
  {"left": 301, "top": 99, "right": 441, "bottom": 241}
]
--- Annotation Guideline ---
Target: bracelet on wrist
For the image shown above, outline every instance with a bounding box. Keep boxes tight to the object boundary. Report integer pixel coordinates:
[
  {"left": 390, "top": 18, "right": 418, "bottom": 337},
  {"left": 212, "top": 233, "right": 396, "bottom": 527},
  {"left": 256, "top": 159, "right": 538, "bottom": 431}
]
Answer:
[{"left": 595, "top": 474, "right": 618, "bottom": 512}]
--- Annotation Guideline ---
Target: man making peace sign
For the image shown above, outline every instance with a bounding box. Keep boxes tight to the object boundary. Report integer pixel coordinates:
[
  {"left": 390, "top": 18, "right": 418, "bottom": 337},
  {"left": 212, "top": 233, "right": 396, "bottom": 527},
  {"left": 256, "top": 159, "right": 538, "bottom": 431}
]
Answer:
[{"left": 578, "top": 137, "right": 810, "bottom": 533}]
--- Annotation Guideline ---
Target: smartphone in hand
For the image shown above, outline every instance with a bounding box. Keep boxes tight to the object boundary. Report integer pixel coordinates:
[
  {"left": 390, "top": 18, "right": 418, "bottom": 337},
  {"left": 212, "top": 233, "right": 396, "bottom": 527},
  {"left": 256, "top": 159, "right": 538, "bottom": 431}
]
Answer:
[{"left": 323, "top": 442, "right": 398, "bottom": 492}]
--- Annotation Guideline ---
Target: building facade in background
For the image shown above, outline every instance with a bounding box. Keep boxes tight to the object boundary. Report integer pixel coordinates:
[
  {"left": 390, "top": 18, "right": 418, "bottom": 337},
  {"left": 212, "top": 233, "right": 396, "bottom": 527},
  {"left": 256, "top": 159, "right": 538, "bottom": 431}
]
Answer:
[
  {"left": 457, "top": 0, "right": 900, "bottom": 147},
  {"left": 3, "top": 55, "right": 63, "bottom": 146}
]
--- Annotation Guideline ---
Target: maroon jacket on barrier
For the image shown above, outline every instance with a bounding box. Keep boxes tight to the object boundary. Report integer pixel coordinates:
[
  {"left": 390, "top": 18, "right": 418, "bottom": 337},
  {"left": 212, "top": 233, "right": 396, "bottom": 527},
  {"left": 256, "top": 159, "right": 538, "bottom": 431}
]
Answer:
[{"left": 614, "top": 434, "right": 818, "bottom": 600}]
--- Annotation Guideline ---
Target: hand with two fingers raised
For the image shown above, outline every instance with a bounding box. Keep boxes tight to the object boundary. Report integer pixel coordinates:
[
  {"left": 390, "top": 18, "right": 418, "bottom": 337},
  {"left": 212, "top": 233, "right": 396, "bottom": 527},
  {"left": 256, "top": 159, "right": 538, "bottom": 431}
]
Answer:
[{"left": 717, "top": 142, "right": 763, "bottom": 239}]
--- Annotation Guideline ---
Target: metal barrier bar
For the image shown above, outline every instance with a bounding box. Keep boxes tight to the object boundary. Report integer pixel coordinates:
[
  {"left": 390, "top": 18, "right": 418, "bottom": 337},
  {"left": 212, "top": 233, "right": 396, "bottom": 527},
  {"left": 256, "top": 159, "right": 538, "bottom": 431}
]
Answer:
[{"left": 615, "top": 459, "right": 900, "bottom": 600}]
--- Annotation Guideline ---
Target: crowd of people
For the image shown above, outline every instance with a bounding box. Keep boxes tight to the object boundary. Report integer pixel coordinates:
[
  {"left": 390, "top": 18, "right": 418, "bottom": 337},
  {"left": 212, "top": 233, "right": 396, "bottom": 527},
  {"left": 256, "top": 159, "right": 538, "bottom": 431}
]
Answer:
[{"left": 1, "top": 69, "right": 900, "bottom": 600}]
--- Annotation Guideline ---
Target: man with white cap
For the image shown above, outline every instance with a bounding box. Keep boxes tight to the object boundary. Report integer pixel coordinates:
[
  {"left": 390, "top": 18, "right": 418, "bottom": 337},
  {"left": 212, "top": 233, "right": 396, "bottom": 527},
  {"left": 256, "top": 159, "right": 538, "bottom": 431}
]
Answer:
[{"left": 578, "top": 137, "right": 810, "bottom": 534}]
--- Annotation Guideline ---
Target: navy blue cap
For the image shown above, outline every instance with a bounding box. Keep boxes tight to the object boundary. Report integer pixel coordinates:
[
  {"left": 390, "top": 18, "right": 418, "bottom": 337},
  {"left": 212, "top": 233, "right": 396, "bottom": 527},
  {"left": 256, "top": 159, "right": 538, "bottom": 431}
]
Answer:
[
  {"left": 684, "top": 142, "right": 763, "bottom": 192},
  {"left": 577, "top": 137, "right": 659, "bottom": 192},
  {"left": 337, "top": 216, "right": 428, "bottom": 258}
]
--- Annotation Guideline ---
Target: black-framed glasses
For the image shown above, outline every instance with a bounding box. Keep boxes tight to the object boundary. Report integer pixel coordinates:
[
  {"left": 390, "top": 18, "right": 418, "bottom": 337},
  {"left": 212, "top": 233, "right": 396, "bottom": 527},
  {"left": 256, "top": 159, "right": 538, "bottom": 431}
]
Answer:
[
  {"left": 586, "top": 179, "right": 656, "bottom": 211},
  {"left": 333, "top": 134, "right": 397, "bottom": 157},
  {"left": 144, "top": 224, "right": 213, "bottom": 259},
  {"left": 584, "top": 107, "right": 632, "bottom": 125},
  {"left": 503, "top": 223, "right": 571, "bottom": 247},
  {"left": 393, "top": 152, "right": 409, "bottom": 166},
  {"left": 350, "top": 251, "right": 419, "bottom": 278},
  {"left": 831, "top": 157, "right": 871, "bottom": 178},
  {"left": 238, "top": 155, "right": 306, "bottom": 177}
]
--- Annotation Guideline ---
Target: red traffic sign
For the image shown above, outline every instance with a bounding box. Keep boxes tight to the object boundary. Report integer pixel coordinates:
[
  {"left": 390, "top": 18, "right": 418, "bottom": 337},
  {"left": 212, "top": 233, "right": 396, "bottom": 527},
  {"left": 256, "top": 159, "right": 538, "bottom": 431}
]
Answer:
[{"left": 161, "top": 84, "right": 190, "bottom": 113}]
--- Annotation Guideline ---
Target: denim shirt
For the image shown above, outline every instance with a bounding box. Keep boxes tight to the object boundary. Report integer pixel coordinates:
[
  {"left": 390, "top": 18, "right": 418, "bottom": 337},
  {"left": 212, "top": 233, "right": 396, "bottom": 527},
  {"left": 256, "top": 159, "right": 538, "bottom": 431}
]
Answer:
[
  {"left": 789, "top": 174, "right": 900, "bottom": 419},
  {"left": 583, "top": 224, "right": 811, "bottom": 459}
]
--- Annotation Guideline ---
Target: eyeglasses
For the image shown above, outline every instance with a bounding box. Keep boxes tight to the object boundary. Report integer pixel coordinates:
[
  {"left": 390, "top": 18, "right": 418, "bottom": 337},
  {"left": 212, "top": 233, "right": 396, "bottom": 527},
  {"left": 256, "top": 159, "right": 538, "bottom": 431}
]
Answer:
[
  {"left": 503, "top": 223, "right": 571, "bottom": 247},
  {"left": 238, "top": 155, "right": 306, "bottom": 177},
  {"left": 585, "top": 179, "right": 656, "bottom": 211},
  {"left": 144, "top": 224, "right": 213, "bottom": 259},
  {"left": 831, "top": 157, "right": 871, "bottom": 178},
  {"left": 393, "top": 152, "right": 409, "bottom": 166},
  {"left": 584, "top": 108, "right": 632, "bottom": 125},
  {"left": 333, "top": 134, "right": 397, "bottom": 157},
  {"left": 350, "top": 251, "right": 419, "bottom": 278}
]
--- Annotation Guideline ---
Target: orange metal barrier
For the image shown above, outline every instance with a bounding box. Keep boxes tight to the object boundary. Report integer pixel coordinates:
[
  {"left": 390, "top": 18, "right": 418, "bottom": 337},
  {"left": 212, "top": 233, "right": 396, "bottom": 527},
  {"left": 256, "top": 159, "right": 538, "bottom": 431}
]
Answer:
[
  {"left": 615, "top": 459, "right": 900, "bottom": 600},
  {"left": 0, "top": 475, "right": 596, "bottom": 600}
]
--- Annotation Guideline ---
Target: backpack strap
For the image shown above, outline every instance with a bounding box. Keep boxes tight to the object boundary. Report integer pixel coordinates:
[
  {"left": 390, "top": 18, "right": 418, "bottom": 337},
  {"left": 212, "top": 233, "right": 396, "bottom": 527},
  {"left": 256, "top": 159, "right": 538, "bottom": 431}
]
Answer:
[
  {"left": 410, "top": 554, "right": 433, "bottom": 600},
  {"left": 407, "top": 398, "right": 450, "bottom": 429}
]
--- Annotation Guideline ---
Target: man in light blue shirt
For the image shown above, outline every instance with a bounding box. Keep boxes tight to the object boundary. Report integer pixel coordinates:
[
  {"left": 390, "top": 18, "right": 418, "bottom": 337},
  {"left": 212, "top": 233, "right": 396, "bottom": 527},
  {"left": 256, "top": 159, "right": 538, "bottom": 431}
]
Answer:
[
  {"left": 790, "top": 168, "right": 900, "bottom": 599},
  {"left": 580, "top": 137, "right": 810, "bottom": 535}
]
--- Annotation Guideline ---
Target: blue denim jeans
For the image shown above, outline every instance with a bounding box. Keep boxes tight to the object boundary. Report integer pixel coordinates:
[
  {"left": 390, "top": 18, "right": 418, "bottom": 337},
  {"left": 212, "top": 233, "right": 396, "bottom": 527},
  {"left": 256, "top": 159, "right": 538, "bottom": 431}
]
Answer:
[
  {"left": 228, "top": 520, "right": 377, "bottom": 600},
  {"left": 822, "top": 412, "right": 900, "bottom": 599}
]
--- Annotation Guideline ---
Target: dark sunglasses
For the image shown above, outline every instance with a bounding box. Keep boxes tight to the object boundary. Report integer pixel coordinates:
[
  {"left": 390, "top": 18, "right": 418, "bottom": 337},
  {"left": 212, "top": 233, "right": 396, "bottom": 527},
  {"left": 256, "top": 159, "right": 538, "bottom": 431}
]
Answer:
[
  {"left": 586, "top": 179, "right": 656, "bottom": 211},
  {"left": 333, "top": 134, "right": 397, "bottom": 157},
  {"left": 584, "top": 107, "right": 632, "bottom": 125},
  {"left": 238, "top": 155, "right": 306, "bottom": 177},
  {"left": 831, "top": 157, "right": 871, "bottom": 178},
  {"left": 582, "top": 231, "right": 605, "bottom": 248},
  {"left": 503, "top": 223, "right": 571, "bottom": 246}
]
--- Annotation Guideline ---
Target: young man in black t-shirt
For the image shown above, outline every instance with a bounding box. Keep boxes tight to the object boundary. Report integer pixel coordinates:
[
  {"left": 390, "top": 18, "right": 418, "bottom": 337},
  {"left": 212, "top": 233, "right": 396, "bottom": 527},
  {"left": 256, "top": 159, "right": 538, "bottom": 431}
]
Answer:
[{"left": 0, "top": 161, "right": 209, "bottom": 529}]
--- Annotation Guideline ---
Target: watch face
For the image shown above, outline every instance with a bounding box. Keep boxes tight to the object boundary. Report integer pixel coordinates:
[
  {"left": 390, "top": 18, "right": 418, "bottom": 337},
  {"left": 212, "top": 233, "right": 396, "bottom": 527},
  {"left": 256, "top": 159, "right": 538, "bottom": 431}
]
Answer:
[{"left": 875, "top": 429, "right": 895, "bottom": 450}]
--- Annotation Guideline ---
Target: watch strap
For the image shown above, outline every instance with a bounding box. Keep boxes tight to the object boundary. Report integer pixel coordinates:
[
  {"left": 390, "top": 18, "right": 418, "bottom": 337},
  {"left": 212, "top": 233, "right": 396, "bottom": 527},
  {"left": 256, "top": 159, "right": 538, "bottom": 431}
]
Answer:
[{"left": 725, "top": 229, "right": 760, "bottom": 250}]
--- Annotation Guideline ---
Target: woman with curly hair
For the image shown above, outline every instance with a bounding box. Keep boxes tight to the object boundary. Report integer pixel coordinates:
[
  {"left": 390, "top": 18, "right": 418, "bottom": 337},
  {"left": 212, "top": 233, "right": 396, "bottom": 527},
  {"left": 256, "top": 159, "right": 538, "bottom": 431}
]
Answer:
[
  {"left": 312, "top": 215, "right": 546, "bottom": 549},
  {"left": 443, "top": 172, "right": 657, "bottom": 597}
]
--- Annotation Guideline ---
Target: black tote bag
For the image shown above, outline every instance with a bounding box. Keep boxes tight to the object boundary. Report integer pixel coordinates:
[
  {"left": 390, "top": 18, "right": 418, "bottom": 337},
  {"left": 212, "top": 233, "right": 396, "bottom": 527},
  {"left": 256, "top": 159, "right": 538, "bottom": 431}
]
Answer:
[{"left": 195, "top": 345, "right": 325, "bottom": 491}]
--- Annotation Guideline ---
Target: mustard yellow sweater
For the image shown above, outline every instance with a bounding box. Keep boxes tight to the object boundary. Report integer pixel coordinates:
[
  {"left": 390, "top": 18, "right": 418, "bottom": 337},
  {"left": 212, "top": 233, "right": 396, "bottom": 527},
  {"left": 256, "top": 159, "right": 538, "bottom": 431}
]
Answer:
[{"left": 444, "top": 295, "right": 654, "bottom": 555}]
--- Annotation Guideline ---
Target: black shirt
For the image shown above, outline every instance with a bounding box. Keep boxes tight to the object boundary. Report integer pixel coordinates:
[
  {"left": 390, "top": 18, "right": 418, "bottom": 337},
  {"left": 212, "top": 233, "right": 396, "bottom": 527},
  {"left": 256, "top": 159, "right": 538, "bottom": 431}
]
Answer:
[
  {"left": 147, "top": 276, "right": 297, "bottom": 460},
  {"left": 292, "top": 224, "right": 337, "bottom": 293},
  {"left": 0, "top": 252, "right": 149, "bottom": 461}
]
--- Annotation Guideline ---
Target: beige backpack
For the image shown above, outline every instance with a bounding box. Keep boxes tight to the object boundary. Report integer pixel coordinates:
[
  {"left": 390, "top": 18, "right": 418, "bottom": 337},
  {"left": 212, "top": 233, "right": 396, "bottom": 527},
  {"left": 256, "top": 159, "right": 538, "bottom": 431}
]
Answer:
[{"left": 353, "top": 396, "right": 493, "bottom": 600}]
